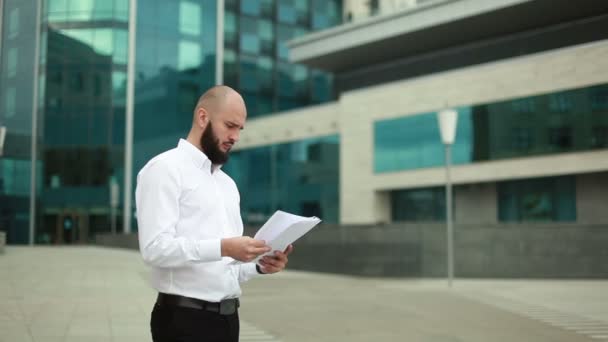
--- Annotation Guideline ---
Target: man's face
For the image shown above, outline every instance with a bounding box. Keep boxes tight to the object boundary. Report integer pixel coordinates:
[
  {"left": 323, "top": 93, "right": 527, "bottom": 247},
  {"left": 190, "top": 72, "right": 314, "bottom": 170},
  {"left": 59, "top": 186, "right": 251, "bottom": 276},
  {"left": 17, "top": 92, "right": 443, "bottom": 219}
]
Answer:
[{"left": 200, "top": 102, "right": 246, "bottom": 164}]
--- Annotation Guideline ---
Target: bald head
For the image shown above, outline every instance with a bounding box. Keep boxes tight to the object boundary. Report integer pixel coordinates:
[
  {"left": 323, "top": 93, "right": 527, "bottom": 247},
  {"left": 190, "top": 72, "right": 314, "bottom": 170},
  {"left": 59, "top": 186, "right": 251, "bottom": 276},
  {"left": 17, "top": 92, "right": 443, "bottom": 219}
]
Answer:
[
  {"left": 187, "top": 85, "right": 247, "bottom": 161},
  {"left": 193, "top": 85, "right": 245, "bottom": 124}
]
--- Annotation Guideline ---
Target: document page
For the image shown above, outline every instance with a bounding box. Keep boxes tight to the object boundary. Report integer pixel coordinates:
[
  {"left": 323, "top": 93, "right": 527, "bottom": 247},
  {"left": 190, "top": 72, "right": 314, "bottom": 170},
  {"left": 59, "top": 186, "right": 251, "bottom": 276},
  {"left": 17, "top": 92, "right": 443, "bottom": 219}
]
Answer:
[{"left": 232, "top": 210, "right": 321, "bottom": 264}]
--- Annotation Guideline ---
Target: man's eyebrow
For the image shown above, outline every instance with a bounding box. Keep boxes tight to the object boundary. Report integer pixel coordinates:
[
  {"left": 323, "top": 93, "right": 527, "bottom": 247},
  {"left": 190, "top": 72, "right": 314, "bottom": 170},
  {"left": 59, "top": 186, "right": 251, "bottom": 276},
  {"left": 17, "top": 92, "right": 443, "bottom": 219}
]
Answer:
[{"left": 227, "top": 120, "right": 244, "bottom": 130}]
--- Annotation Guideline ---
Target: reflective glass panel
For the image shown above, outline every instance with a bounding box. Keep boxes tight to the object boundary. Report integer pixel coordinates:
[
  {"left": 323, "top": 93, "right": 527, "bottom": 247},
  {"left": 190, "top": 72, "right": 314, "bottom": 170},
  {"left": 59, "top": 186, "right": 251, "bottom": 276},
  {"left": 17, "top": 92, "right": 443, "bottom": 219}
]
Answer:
[
  {"left": 392, "top": 187, "right": 445, "bottom": 222},
  {"left": 228, "top": 0, "right": 340, "bottom": 117},
  {"left": 374, "top": 84, "right": 608, "bottom": 173},
  {"left": 223, "top": 135, "right": 340, "bottom": 225},
  {"left": 498, "top": 176, "right": 576, "bottom": 222}
]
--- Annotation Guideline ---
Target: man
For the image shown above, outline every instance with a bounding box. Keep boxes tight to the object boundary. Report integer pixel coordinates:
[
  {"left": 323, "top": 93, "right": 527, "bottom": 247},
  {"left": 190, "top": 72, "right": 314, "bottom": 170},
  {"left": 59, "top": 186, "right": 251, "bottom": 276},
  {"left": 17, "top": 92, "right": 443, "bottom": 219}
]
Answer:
[{"left": 136, "top": 85, "right": 293, "bottom": 342}]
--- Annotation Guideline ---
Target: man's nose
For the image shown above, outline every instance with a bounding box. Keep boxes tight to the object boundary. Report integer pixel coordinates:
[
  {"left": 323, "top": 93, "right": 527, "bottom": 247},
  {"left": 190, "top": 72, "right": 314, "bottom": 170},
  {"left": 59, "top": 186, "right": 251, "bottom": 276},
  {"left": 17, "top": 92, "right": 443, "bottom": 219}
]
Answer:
[{"left": 229, "top": 130, "right": 239, "bottom": 143}]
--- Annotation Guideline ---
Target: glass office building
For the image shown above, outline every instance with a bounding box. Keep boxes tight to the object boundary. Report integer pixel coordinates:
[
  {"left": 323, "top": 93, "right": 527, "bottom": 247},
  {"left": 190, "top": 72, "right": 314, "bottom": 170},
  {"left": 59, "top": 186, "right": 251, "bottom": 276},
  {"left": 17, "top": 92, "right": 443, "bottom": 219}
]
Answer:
[
  {"left": 266, "top": 0, "right": 608, "bottom": 228},
  {"left": 0, "top": 0, "right": 341, "bottom": 244}
]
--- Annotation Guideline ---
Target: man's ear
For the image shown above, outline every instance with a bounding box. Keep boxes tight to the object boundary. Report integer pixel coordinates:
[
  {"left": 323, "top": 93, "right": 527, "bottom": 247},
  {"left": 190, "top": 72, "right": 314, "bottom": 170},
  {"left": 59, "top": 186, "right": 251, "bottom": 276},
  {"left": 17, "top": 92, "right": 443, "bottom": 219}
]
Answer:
[{"left": 197, "top": 107, "right": 209, "bottom": 127}]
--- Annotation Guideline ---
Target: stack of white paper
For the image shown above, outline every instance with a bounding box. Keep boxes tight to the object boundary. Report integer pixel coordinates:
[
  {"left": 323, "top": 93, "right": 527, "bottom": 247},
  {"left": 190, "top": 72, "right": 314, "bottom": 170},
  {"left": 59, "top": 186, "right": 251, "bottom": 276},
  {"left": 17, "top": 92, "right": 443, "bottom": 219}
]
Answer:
[{"left": 233, "top": 210, "right": 321, "bottom": 264}]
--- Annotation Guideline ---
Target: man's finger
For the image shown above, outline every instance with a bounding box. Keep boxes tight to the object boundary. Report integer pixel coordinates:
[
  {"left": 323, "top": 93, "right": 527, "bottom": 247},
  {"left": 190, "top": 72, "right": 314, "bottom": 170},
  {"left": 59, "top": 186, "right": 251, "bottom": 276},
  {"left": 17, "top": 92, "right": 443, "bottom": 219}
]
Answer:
[
  {"left": 250, "top": 239, "right": 268, "bottom": 247},
  {"left": 261, "top": 257, "right": 280, "bottom": 268},
  {"left": 283, "top": 244, "right": 294, "bottom": 255},
  {"left": 251, "top": 246, "right": 271, "bottom": 255}
]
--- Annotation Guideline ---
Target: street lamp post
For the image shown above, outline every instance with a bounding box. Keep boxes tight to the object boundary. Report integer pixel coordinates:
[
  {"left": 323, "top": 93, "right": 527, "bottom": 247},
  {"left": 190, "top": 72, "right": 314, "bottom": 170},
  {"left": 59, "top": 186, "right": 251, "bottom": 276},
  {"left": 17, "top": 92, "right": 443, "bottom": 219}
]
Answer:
[
  {"left": 110, "top": 179, "right": 119, "bottom": 235},
  {"left": 437, "top": 108, "right": 458, "bottom": 287},
  {"left": 0, "top": 126, "right": 6, "bottom": 157}
]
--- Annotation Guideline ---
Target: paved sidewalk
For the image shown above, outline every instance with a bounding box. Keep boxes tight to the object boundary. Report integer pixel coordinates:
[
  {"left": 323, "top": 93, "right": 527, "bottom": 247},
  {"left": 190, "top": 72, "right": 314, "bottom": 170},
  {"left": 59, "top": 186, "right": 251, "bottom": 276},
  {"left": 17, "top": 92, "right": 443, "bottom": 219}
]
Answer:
[{"left": 1, "top": 246, "right": 607, "bottom": 342}]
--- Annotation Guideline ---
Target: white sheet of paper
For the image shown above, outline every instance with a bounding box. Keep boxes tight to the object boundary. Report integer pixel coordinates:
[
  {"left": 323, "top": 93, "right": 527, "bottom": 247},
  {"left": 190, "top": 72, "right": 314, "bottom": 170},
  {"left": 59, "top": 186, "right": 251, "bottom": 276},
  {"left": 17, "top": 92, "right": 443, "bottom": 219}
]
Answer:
[{"left": 231, "top": 210, "right": 321, "bottom": 264}]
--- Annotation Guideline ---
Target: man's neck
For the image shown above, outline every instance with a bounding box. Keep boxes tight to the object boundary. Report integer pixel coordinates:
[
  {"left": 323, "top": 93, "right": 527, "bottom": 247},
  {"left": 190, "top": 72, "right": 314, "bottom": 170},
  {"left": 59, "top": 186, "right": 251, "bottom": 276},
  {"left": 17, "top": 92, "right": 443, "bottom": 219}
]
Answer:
[{"left": 185, "top": 133, "right": 203, "bottom": 152}]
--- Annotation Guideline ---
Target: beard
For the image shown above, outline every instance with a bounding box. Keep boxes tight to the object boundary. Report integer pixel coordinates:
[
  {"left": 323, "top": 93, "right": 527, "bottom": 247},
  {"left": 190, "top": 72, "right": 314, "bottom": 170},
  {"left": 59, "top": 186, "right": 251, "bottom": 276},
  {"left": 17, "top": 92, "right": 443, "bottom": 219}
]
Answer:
[{"left": 200, "top": 122, "right": 230, "bottom": 165}]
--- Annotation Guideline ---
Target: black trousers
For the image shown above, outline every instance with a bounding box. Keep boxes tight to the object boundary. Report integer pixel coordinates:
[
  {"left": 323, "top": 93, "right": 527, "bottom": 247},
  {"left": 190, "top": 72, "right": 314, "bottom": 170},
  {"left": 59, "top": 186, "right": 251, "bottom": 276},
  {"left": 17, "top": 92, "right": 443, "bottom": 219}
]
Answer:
[{"left": 151, "top": 302, "right": 240, "bottom": 342}]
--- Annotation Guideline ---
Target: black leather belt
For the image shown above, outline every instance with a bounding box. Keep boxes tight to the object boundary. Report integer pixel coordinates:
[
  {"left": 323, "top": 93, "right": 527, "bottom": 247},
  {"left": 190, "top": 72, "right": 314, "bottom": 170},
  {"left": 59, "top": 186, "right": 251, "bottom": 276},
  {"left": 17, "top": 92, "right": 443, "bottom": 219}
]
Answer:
[{"left": 156, "top": 293, "right": 239, "bottom": 315}]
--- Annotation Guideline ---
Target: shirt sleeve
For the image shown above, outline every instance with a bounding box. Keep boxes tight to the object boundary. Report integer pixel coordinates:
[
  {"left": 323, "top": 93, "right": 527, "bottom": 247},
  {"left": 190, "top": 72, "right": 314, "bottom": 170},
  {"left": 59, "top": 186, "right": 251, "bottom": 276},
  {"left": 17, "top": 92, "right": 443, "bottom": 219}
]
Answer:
[
  {"left": 136, "top": 159, "right": 222, "bottom": 268},
  {"left": 237, "top": 262, "right": 261, "bottom": 283}
]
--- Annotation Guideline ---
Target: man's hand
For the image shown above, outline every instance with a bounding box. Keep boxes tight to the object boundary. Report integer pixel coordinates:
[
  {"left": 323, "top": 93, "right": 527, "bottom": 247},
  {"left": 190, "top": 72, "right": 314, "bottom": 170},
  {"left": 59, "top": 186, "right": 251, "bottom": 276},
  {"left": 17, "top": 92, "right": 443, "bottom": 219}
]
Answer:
[
  {"left": 258, "top": 245, "right": 294, "bottom": 274},
  {"left": 221, "top": 237, "right": 271, "bottom": 262}
]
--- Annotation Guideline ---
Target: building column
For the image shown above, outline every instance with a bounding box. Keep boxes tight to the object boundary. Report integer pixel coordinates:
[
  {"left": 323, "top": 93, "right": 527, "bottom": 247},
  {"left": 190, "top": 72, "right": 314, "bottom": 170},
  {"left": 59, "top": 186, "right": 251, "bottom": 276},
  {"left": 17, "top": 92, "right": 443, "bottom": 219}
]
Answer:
[{"left": 339, "top": 97, "right": 390, "bottom": 224}]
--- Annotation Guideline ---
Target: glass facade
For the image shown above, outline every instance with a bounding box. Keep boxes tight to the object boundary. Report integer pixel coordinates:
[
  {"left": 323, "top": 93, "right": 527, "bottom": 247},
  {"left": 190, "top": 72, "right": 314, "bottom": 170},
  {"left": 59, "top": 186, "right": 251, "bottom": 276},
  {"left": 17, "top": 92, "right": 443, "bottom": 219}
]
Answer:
[
  {"left": 223, "top": 135, "right": 339, "bottom": 225},
  {"left": 0, "top": 0, "right": 341, "bottom": 244},
  {"left": 132, "top": 0, "right": 218, "bottom": 231},
  {"left": 375, "top": 108, "right": 473, "bottom": 173},
  {"left": 498, "top": 176, "right": 576, "bottom": 222},
  {"left": 0, "top": 0, "right": 39, "bottom": 244},
  {"left": 0, "top": 0, "right": 133, "bottom": 244},
  {"left": 38, "top": 0, "right": 130, "bottom": 243},
  {"left": 391, "top": 187, "right": 446, "bottom": 222},
  {"left": 392, "top": 175, "right": 577, "bottom": 223},
  {"left": 224, "top": 0, "right": 341, "bottom": 118},
  {"left": 375, "top": 84, "right": 608, "bottom": 173}
]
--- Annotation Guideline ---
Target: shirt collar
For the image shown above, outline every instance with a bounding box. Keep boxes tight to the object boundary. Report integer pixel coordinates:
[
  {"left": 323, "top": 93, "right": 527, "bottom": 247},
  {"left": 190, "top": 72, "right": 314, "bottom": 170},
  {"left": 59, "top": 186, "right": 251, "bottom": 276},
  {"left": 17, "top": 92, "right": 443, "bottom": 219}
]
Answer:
[{"left": 177, "top": 139, "right": 223, "bottom": 174}]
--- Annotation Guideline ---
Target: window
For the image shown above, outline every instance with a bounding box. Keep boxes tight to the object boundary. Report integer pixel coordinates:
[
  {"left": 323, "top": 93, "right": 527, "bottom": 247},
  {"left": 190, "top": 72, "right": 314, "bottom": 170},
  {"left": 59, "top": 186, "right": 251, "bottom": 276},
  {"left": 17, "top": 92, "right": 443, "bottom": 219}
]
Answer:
[
  {"left": 113, "top": 29, "right": 128, "bottom": 64},
  {"left": 590, "top": 86, "right": 608, "bottom": 111},
  {"left": 312, "top": 0, "right": 341, "bottom": 30},
  {"left": 511, "top": 98, "right": 535, "bottom": 113},
  {"left": 7, "top": 48, "right": 18, "bottom": 78},
  {"left": 258, "top": 19, "right": 274, "bottom": 56},
  {"left": 223, "top": 49, "right": 238, "bottom": 87},
  {"left": 548, "top": 126, "right": 573, "bottom": 150},
  {"left": 93, "top": 74, "right": 102, "bottom": 96},
  {"left": 591, "top": 126, "right": 608, "bottom": 148},
  {"left": 511, "top": 127, "right": 533, "bottom": 151},
  {"left": 48, "top": 0, "right": 68, "bottom": 15},
  {"left": 224, "top": 12, "right": 238, "bottom": 48},
  {"left": 498, "top": 176, "right": 576, "bottom": 222},
  {"left": 241, "top": 1, "right": 261, "bottom": 16},
  {"left": 374, "top": 109, "right": 473, "bottom": 173},
  {"left": 311, "top": 70, "right": 332, "bottom": 103},
  {"left": 93, "top": 29, "right": 113, "bottom": 55},
  {"left": 392, "top": 187, "right": 445, "bottom": 222},
  {"left": 70, "top": 72, "right": 85, "bottom": 91},
  {"left": 4, "top": 87, "right": 17, "bottom": 118},
  {"left": 179, "top": 1, "right": 201, "bottom": 36},
  {"left": 278, "top": 62, "right": 295, "bottom": 98},
  {"left": 178, "top": 40, "right": 201, "bottom": 70},
  {"left": 239, "top": 55, "right": 259, "bottom": 92},
  {"left": 240, "top": 17, "right": 260, "bottom": 54},
  {"left": 111, "top": 71, "right": 126, "bottom": 96},
  {"left": 278, "top": 0, "right": 297, "bottom": 24},
  {"left": 8, "top": 7, "right": 20, "bottom": 39},
  {"left": 258, "top": 57, "right": 274, "bottom": 93},
  {"left": 115, "top": 0, "right": 129, "bottom": 21},
  {"left": 68, "top": 0, "right": 95, "bottom": 21},
  {"left": 549, "top": 93, "right": 573, "bottom": 112}
]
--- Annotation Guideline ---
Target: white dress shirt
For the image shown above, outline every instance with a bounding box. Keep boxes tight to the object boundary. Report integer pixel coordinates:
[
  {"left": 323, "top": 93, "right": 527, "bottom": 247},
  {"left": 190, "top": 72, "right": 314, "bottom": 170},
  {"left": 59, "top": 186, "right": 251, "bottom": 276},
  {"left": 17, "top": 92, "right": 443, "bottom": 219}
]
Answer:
[{"left": 136, "top": 139, "right": 259, "bottom": 302}]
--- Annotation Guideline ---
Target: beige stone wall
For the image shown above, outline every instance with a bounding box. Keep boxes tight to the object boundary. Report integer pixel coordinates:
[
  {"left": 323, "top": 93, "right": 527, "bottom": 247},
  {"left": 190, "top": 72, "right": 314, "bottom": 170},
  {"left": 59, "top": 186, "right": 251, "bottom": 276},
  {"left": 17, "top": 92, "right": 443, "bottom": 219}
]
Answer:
[
  {"left": 236, "top": 102, "right": 340, "bottom": 150},
  {"left": 454, "top": 183, "right": 497, "bottom": 224}
]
